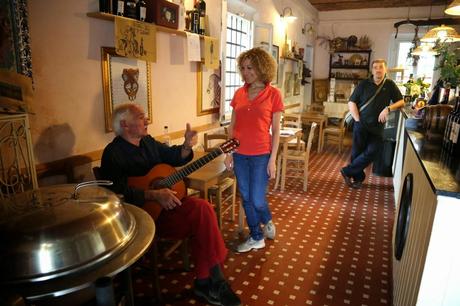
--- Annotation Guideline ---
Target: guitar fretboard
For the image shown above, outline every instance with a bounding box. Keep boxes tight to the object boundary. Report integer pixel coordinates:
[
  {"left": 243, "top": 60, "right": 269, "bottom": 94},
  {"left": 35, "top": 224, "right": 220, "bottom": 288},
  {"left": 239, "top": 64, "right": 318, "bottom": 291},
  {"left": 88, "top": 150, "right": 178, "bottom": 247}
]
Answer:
[{"left": 159, "top": 148, "right": 223, "bottom": 187}]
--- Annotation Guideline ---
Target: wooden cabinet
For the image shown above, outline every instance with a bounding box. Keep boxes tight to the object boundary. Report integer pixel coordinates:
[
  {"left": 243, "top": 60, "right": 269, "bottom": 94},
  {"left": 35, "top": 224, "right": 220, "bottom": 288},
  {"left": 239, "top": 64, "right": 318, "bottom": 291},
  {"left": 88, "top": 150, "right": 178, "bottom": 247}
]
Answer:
[{"left": 329, "top": 50, "right": 371, "bottom": 81}]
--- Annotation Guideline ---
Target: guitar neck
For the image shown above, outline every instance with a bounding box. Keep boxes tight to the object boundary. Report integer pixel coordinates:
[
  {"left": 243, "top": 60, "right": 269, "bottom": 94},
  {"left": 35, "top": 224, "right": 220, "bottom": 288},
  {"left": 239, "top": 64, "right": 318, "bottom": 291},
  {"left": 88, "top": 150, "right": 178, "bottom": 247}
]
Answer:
[{"left": 160, "top": 148, "right": 223, "bottom": 187}]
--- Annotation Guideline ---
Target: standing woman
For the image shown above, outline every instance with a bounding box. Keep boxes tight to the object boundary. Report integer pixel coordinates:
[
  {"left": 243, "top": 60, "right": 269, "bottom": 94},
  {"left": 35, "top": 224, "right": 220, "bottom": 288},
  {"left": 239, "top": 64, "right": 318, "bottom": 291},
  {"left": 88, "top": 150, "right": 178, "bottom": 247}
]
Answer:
[{"left": 225, "top": 47, "right": 284, "bottom": 253}]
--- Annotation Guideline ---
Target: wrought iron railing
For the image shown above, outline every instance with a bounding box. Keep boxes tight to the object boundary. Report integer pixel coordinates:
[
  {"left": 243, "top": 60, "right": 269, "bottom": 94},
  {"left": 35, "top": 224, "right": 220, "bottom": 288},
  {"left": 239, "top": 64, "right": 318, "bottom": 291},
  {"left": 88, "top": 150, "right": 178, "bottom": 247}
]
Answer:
[{"left": 0, "top": 114, "right": 37, "bottom": 199}]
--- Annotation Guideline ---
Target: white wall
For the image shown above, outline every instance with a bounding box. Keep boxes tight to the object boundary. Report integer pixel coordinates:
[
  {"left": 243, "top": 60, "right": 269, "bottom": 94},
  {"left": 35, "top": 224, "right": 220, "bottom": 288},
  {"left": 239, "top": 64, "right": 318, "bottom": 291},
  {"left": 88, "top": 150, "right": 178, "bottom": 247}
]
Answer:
[
  {"left": 26, "top": 0, "right": 318, "bottom": 165},
  {"left": 227, "top": 0, "right": 319, "bottom": 107},
  {"left": 314, "top": 6, "right": 447, "bottom": 80}
]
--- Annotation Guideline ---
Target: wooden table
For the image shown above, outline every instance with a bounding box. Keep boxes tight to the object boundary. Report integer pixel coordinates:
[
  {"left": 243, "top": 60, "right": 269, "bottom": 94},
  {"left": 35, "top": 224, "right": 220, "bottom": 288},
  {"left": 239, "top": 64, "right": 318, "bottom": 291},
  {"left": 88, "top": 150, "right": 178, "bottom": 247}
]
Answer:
[
  {"left": 183, "top": 151, "right": 232, "bottom": 200},
  {"left": 274, "top": 128, "right": 302, "bottom": 191},
  {"left": 299, "top": 111, "right": 328, "bottom": 152}
]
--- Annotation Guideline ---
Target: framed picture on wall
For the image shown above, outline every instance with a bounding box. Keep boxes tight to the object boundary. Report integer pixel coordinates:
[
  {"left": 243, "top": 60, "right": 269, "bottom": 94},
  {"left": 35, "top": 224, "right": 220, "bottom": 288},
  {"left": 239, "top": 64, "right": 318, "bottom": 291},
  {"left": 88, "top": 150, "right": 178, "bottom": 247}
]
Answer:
[
  {"left": 260, "top": 42, "right": 280, "bottom": 85},
  {"left": 312, "top": 79, "right": 329, "bottom": 103},
  {"left": 197, "top": 62, "right": 221, "bottom": 116},
  {"left": 284, "top": 72, "right": 293, "bottom": 97},
  {"left": 101, "top": 47, "right": 152, "bottom": 132},
  {"left": 293, "top": 74, "right": 301, "bottom": 96}
]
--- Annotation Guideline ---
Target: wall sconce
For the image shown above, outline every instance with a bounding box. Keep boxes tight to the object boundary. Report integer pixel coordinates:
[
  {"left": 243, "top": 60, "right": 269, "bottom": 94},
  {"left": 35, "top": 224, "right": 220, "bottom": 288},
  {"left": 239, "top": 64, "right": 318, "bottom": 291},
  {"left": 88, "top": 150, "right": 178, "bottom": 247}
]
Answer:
[
  {"left": 281, "top": 7, "right": 297, "bottom": 22},
  {"left": 445, "top": 0, "right": 460, "bottom": 15},
  {"left": 302, "top": 23, "right": 315, "bottom": 36}
]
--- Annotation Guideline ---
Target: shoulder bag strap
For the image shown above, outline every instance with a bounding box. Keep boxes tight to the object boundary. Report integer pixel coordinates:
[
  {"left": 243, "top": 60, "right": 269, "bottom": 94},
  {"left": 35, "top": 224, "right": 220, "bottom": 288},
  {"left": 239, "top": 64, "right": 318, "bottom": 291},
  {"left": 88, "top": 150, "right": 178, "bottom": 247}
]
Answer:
[{"left": 358, "top": 77, "right": 387, "bottom": 113}]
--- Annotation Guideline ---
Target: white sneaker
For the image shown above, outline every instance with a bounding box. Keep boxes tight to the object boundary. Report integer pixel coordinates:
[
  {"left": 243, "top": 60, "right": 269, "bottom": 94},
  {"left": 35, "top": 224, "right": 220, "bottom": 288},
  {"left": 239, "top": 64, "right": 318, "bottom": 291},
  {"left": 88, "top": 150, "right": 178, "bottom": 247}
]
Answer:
[
  {"left": 236, "top": 237, "right": 265, "bottom": 253},
  {"left": 264, "top": 220, "right": 276, "bottom": 240}
]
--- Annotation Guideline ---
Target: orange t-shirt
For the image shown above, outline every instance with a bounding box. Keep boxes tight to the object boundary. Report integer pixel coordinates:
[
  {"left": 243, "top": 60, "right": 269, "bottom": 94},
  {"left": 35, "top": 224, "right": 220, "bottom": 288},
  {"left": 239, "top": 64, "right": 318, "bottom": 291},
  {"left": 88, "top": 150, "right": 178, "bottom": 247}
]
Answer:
[{"left": 231, "top": 83, "right": 284, "bottom": 155}]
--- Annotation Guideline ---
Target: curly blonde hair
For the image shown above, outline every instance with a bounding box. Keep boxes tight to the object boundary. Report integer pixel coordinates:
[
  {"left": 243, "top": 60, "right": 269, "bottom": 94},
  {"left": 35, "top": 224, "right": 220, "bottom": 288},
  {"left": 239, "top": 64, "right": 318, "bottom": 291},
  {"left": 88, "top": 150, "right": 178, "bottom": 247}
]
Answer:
[{"left": 237, "top": 47, "right": 277, "bottom": 84}]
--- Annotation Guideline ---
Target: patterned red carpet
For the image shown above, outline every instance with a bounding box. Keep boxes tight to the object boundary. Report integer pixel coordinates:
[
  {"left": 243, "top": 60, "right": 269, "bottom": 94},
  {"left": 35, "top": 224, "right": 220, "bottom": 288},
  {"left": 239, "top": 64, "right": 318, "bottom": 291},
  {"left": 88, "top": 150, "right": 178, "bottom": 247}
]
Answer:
[{"left": 130, "top": 145, "right": 395, "bottom": 306}]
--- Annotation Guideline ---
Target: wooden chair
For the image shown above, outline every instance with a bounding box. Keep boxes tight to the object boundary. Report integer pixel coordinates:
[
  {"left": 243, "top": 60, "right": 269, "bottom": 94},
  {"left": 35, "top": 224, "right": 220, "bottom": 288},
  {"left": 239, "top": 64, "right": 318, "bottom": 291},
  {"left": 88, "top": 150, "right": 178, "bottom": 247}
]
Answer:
[
  {"left": 208, "top": 176, "right": 237, "bottom": 229},
  {"left": 203, "top": 132, "right": 228, "bottom": 152},
  {"left": 282, "top": 114, "right": 305, "bottom": 151},
  {"left": 323, "top": 110, "right": 347, "bottom": 153},
  {"left": 203, "top": 132, "right": 238, "bottom": 230},
  {"left": 275, "top": 122, "right": 317, "bottom": 192}
]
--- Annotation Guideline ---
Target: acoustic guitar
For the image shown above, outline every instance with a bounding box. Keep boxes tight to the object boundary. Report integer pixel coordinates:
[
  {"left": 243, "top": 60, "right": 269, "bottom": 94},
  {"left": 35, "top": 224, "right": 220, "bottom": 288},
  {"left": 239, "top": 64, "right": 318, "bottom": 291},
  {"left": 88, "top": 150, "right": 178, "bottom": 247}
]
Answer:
[{"left": 127, "top": 138, "right": 239, "bottom": 220}]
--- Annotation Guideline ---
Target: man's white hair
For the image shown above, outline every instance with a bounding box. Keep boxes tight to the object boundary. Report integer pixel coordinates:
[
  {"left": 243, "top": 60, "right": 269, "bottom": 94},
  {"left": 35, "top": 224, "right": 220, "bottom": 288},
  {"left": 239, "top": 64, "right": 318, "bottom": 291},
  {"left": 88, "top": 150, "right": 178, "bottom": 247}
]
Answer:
[{"left": 112, "top": 102, "right": 143, "bottom": 135}]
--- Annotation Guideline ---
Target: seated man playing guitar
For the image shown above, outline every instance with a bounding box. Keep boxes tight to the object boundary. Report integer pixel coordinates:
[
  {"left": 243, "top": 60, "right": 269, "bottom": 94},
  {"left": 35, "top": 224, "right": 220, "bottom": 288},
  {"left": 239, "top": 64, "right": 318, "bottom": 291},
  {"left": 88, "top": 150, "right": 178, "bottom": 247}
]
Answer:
[{"left": 100, "top": 103, "right": 241, "bottom": 306}]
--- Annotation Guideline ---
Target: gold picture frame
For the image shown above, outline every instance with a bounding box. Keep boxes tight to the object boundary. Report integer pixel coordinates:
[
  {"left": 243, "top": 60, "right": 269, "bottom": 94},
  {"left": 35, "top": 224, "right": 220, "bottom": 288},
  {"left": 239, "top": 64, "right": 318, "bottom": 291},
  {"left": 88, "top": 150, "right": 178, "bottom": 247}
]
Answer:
[
  {"left": 312, "top": 78, "right": 329, "bottom": 103},
  {"left": 101, "top": 47, "right": 152, "bottom": 132},
  {"left": 197, "top": 62, "right": 220, "bottom": 116}
]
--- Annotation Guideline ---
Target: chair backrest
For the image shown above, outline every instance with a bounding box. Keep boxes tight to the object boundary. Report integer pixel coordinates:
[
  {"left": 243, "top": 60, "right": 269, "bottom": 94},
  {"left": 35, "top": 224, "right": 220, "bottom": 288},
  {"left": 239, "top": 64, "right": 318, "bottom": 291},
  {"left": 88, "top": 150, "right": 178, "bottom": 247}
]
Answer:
[
  {"left": 204, "top": 133, "right": 228, "bottom": 152},
  {"left": 326, "top": 110, "right": 348, "bottom": 131},
  {"left": 282, "top": 114, "right": 302, "bottom": 129},
  {"left": 306, "top": 104, "right": 325, "bottom": 113}
]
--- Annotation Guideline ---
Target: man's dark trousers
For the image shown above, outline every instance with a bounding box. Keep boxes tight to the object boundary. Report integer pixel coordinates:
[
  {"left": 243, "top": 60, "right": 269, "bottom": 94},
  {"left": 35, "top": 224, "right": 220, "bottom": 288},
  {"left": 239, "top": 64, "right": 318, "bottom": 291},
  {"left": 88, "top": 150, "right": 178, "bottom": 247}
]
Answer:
[{"left": 342, "top": 122, "right": 383, "bottom": 183}]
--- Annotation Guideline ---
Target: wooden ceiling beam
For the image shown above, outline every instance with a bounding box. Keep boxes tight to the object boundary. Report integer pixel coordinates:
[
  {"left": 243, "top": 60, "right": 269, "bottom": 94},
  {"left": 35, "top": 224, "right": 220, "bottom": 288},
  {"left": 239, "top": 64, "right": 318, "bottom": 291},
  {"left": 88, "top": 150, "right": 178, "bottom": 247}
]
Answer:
[{"left": 310, "top": 0, "right": 446, "bottom": 11}]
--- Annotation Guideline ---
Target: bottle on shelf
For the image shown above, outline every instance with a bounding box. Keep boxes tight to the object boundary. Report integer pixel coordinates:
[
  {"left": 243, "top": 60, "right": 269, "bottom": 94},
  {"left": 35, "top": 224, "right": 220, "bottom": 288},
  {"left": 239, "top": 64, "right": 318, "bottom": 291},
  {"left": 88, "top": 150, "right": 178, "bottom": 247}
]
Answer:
[
  {"left": 443, "top": 97, "right": 460, "bottom": 153},
  {"left": 440, "top": 82, "right": 451, "bottom": 104},
  {"left": 136, "top": 0, "right": 147, "bottom": 21},
  {"left": 99, "top": 0, "right": 110, "bottom": 13},
  {"left": 191, "top": 8, "right": 200, "bottom": 34},
  {"left": 448, "top": 101, "right": 460, "bottom": 155},
  {"left": 114, "top": 0, "right": 125, "bottom": 16},
  {"left": 163, "top": 126, "right": 171, "bottom": 146},
  {"left": 124, "top": 0, "right": 137, "bottom": 19},
  {"left": 198, "top": 0, "right": 206, "bottom": 35}
]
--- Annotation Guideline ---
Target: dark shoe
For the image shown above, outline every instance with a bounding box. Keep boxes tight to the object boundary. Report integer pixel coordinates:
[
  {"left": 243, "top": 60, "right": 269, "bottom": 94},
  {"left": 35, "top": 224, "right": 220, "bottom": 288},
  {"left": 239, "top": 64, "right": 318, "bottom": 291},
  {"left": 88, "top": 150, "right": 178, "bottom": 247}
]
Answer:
[
  {"left": 210, "top": 281, "right": 241, "bottom": 306},
  {"left": 340, "top": 168, "right": 353, "bottom": 187},
  {"left": 351, "top": 180, "right": 363, "bottom": 189},
  {"left": 193, "top": 280, "right": 220, "bottom": 305}
]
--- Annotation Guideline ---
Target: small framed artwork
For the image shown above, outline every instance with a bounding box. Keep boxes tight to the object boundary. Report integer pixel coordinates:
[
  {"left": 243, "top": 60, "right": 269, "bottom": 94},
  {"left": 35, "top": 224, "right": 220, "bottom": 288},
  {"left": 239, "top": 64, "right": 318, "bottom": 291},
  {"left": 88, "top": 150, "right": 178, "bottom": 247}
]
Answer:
[
  {"left": 293, "top": 74, "right": 301, "bottom": 96},
  {"left": 260, "top": 42, "right": 280, "bottom": 85},
  {"left": 312, "top": 79, "right": 329, "bottom": 103},
  {"left": 197, "top": 62, "right": 221, "bottom": 116},
  {"left": 147, "top": 0, "right": 179, "bottom": 29},
  {"left": 284, "top": 72, "right": 293, "bottom": 97},
  {"left": 101, "top": 47, "right": 152, "bottom": 132}
]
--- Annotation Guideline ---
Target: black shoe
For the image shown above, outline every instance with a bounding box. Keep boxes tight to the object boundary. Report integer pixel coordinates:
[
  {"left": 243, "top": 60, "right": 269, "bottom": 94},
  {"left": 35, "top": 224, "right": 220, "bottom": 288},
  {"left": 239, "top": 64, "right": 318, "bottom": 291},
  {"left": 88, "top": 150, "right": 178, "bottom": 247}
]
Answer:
[
  {"left": 351, "top": 180, "right": 363, "bottom": 189},
  {"left": 193, "top": 280, "right": 220, "bottom": 305},
  {"left": 340, "top": 168, "right": 353, "bottom": 187},
  {"left": 210, "top": 281, "right": 241, "bottom": 306}
]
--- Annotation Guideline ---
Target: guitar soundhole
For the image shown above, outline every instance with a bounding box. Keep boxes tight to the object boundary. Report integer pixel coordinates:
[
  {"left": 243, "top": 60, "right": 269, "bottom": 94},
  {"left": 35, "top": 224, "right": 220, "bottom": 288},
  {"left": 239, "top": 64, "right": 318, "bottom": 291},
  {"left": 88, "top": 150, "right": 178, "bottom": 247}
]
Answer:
[{"left": 150, "top": 177, "right": 169, "bottom": 189}]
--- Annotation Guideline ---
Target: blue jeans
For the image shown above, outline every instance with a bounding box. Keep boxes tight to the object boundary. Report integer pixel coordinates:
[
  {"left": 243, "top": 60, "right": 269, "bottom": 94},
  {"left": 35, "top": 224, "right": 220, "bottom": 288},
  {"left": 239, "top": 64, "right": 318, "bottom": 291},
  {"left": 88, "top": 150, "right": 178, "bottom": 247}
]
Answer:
[
  {"left": 343, "top": 122, "right": 383, "bottom": 182},
  {"left": 233, "top": 153, "right": 271, "bottom": 241}
]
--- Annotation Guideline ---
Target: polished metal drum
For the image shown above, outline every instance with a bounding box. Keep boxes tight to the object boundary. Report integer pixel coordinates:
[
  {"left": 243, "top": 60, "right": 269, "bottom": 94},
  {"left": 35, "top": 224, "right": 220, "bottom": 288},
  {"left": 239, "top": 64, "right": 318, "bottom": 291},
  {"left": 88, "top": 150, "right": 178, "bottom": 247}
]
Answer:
[{"left": 0, "top": 182, "right": 137, "bottom": 283}]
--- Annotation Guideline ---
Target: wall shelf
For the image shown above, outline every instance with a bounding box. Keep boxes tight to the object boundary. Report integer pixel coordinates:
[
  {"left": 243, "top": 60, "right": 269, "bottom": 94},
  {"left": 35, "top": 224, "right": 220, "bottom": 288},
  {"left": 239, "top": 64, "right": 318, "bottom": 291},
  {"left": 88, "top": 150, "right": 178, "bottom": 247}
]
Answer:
[
  {"left": 329, "top": 49, "right": 372, "bottom": 81},
  {"left": 87, "top": 12, "right": 210, "bottom": 39},
  {"left": 281, "top": 56, "right": 303, "bottom": 62}
]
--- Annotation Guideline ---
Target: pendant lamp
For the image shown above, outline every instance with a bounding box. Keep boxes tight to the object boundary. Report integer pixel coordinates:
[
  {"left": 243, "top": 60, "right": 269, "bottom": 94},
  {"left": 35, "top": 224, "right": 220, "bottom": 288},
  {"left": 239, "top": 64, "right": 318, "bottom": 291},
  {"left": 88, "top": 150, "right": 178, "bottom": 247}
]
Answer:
[
  {"left": 420, "top": 25, "right": 460, "bottom": 42},
  {"left": 445, "top": 0, "right": 460, "bottom": 15},
  {"left": 411, "top": 43, "right": 438, "bottom": 56}
]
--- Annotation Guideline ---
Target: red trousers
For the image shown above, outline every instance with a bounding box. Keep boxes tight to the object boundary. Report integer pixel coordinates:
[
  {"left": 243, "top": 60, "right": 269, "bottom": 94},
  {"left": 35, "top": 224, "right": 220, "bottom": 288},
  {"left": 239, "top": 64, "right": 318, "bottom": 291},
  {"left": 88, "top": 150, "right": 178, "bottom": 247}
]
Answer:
[{"left": 155, "top": 196, "right": 228, "bottom": 279}]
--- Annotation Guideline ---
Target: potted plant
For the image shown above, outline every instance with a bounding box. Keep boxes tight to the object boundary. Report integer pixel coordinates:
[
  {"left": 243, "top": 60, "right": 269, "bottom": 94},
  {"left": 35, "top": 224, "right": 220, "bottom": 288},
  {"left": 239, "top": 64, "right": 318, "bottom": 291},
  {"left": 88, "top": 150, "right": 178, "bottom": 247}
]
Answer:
[{"left": 434, "top": 41, "right": 460, "bottom": 88}]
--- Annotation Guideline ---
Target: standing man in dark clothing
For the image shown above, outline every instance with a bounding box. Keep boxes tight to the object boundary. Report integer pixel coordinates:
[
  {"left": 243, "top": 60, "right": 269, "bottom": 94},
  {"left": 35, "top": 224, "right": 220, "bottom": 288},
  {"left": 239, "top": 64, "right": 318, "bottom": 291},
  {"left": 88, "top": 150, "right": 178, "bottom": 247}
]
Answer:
[
  {"left": 100, "top": 103, "right": 241, "bottom": 306},
  {"left": 340, "top": 59, "right": 404, "bottom": 188}
]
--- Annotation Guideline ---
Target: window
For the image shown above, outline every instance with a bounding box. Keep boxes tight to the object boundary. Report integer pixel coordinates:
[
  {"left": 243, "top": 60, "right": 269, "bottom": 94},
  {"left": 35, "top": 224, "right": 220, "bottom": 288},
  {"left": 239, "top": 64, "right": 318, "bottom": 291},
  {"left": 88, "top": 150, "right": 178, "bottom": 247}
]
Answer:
[
  {"left": 223, "top": 13, "right": 252, "bottom": 119},
  {"left": 395, "top": 41, "right": 436, "bottom": 86}
]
